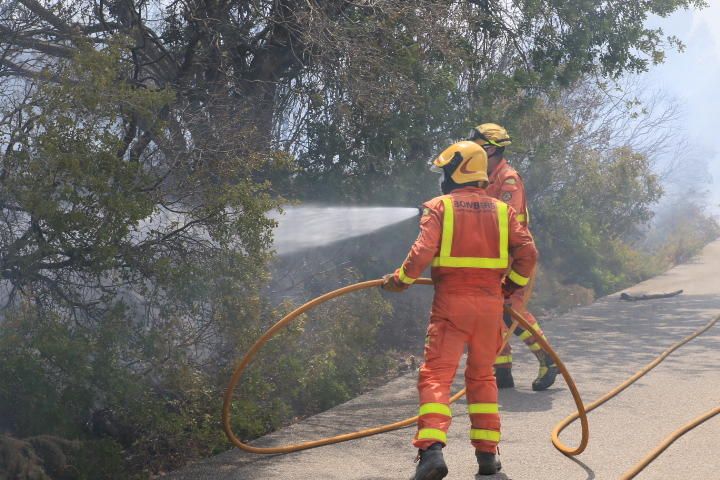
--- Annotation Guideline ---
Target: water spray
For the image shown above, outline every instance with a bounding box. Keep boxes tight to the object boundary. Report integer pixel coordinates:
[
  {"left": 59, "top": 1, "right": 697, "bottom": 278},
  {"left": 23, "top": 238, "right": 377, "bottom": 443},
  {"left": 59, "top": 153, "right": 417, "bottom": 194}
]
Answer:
[{"left": 269, "top": 205, "right": 420, "bottom": 255}]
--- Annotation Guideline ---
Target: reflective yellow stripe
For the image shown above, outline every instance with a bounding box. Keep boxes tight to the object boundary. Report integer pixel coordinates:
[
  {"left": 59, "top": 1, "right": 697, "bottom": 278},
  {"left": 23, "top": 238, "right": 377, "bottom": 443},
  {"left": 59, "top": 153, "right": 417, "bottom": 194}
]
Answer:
[
  {"left": 508, "top": 269, "right": 529, "bottom": 286},
  {"left": 419, "top": 403, "right": 452, "bottom": 417},
  {"left": 521, "top": 324, "right": 545, "bottom": 341},
  {"left": 398, "top": 266, "right": 416, "bottom": 285},
  {"left": 495, "top": 355, "right": 512, "bottom": 364},
  {"left": 431, "top": 256, "right": 509, "bottom": 268},
  {"left": 440, "top": 198, "right": 454, "bottom": 258},
  {"left": 498, "top": 202, "right": 509, "bottom": 265},
  {"left": 529, "top": 342, "right": 542, "bottom": 351},
  {"left": 470, "top": 429, "right": 501, "bottom": 442},
  {"left": 417, "top": 428, "right": 447, "bottom": 443},
  {"left": 432, "top": 199, "right": 509, "bottom": 269},
  {"left": 516, "top": 213, "right": 526, "bottom": 223},
  {"left": 468, "top": 403, "right": 499, "bottom": 414}
]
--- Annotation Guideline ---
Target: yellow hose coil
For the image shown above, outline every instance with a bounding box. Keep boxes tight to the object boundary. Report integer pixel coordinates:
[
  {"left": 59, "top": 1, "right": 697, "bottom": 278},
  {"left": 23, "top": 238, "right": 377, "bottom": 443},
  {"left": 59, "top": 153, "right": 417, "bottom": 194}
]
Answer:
[
  {"left": 222, "top": 278, "right": 588, "bottom": 455},
  {"left": 222, "top": 278, "right": 719, "bottom": 478}
]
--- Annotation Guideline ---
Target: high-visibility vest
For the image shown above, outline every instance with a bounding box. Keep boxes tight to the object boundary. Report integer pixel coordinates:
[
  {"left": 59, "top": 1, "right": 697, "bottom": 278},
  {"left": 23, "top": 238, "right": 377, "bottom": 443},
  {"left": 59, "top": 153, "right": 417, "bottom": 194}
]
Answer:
[{"left": 431, "top": 197, "right": 509, "bottom": 269}]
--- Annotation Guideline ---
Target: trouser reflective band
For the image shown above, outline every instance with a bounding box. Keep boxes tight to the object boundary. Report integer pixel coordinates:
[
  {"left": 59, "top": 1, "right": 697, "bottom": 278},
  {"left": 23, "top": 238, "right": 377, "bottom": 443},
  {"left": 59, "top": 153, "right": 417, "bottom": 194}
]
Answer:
[
  {"left": 417, "top": 428, "right": 447, "bottom": 443},
  {"left": 529, "top": 342, "right": 542, "bottom": 351},
  {"left": 419, "top": 403, "right": 452, "bottom": 417},
  {"left": 467, "top": 403, "right": 499, "bottom": 414},
  {"left": 470, "top": 429, "right": 501, "bottom": 442},
  {"left": 495, "top": 355, "right": 512, "bottom": 364},
  {"left": 519, "top": 330, "right": 533, "bottom": 341}
]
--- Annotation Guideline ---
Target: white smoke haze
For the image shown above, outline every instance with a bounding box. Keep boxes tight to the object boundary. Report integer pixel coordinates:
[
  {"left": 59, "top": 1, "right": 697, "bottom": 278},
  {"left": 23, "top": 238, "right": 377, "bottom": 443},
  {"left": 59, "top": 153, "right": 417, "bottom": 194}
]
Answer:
[{"left": 643, "top": 2, "right": 720, "bottom": 213}]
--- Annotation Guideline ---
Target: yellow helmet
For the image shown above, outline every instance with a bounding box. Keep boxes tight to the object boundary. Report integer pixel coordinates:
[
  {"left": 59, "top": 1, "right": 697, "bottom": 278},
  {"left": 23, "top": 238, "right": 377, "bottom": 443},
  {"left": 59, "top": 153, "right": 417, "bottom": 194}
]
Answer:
[
  {"left": 431, "top": 141, "right": 488, "bottom": 185},
  {"left": 468, "top": 123, "right": 512, "bottom": 147}
]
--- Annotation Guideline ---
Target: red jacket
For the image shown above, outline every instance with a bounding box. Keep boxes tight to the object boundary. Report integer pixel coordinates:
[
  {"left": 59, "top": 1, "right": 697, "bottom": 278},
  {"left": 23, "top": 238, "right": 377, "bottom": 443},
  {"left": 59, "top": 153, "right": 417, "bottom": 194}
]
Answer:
[
  {"left": 394, "top": 186, "right": 537, "bottom": 294},
  {"left": 487, "top": 159, "right": 529, "bottom": 227}
]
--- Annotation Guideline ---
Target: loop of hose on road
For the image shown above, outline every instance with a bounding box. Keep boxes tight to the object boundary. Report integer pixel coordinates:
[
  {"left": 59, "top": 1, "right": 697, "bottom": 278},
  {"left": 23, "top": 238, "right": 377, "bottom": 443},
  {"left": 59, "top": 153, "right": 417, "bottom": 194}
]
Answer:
[
  {"left": 222, "top": 278, "right": 587, "bottom": 454},
  {"left": 222, "top": 278, "right": 719, "bottom": 479}
]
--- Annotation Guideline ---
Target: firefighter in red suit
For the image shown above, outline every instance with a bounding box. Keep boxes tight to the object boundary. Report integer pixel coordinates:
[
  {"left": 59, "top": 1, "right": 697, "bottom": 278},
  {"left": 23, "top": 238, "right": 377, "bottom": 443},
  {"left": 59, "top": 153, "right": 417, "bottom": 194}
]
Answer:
[
  {"left": 382, "top": 141, "right": 537, "bottom": 479},
  {"left": 469, "top": 123, "right": 558, "bottom": 391}
]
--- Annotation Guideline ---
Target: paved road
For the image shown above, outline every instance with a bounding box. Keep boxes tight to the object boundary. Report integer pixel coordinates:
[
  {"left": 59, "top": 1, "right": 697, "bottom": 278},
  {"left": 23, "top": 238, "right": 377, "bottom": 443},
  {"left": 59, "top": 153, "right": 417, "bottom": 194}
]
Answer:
[{"left": 169, "top": 240, "right": 720, "bottom": 480}]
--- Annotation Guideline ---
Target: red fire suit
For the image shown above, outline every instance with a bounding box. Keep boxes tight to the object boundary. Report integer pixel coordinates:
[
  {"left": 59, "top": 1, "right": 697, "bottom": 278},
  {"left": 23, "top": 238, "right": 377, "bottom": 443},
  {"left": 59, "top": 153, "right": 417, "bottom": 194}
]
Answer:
[
  {"left": 487, "top": 159, "right": 548, "bottom": 369},
  {"left": 392, "top": 186, "right": 537, "bottom": 453}
]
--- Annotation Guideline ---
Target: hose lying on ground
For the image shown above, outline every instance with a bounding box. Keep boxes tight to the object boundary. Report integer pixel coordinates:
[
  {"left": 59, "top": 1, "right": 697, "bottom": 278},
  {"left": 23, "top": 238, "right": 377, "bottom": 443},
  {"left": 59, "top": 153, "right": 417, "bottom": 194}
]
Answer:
[
  {"left": 552, "top": 313, "right": 720, "bottom": 478},
  {"left": 619, "top": 404, "right": 720, "bottom": 480},
  {"left": 222, "top": 278, "right": 718, "bottom": 478},
  {"left": 222, "top": 278, "right": 589, "bottom": 455}
]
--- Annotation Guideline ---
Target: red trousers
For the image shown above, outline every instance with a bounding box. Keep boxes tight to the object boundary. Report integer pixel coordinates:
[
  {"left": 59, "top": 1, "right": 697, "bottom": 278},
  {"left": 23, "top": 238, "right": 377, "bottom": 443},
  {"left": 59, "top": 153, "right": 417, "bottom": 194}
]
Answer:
[{"left": 414, "top": 291, "right": 504, "bottom": 453}]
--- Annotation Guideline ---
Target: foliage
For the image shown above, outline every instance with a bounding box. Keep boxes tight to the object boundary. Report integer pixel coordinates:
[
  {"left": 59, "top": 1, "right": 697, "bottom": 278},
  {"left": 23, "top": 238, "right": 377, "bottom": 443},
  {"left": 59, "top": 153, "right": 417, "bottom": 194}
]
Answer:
[
  {"left": 1, "top": 43, "right": 282, "bottom": 315},
  {"left": 229, "top": 276, "right": 394, "bottom": 441},
  {"left": 1, "top": 0, "right": 705, "bottom": 204},
  {"left": 0, "top": 44, "right": 285, "bottom": 479},
  {"left": 0, "top": 434, "right": 80, "bottom": 480},
  {"left": 0, "top": 299, "right": 233, "bottom": 476}
]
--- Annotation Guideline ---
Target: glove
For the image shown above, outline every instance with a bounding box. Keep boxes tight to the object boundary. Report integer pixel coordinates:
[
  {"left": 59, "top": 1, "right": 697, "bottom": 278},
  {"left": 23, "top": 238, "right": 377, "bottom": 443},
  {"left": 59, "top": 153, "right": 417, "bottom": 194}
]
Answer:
[
  {"left": 381, "top": 273, "right": 406, "bottom": 293},
  {"left": 501, "top": 278, "right": 522, "bottom": 299}
]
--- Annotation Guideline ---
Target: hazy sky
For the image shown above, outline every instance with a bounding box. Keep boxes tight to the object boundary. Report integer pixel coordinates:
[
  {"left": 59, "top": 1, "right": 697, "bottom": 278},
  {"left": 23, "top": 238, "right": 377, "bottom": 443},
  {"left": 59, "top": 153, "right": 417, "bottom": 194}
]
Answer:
[{"left": 643, "top": 1, "right": 720, "bottom": 211}]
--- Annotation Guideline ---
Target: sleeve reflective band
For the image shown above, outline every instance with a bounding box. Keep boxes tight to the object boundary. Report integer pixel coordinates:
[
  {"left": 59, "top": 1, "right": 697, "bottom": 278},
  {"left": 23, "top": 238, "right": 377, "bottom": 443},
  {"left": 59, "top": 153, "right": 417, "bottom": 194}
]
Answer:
[
  {"left": 419, "top": 403, "right": 452, "bottom": 417},
  {"left": 508, "top": 270, "right": 530, "bottom": 286},
  {"left": 470, "top": 429, "right": 501, "bottom": 442},
  {"left": 495, "top": 355, "right": 512, "bottom": 364},
  {"left": 398, "top": 266, "right": 416, "bottom": 285},
  {"left": 431, "top": 198, "right": 509, "bottom": 268},
  {"left": 467, "top": 403, "right": 499, "bottom": 414},
  {"left": 516, "top": 213, "right": 526, "bottom": 223},
  {"left": 417, "top": 428, "right": 448, "bottom": 443}
]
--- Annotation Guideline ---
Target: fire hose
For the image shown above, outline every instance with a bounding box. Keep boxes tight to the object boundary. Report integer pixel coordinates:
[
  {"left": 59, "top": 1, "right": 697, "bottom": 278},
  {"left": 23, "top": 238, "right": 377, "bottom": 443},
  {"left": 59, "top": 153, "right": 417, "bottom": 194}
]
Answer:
[{"left": 222, "top": 278, "right": 720, "bottom": 478}]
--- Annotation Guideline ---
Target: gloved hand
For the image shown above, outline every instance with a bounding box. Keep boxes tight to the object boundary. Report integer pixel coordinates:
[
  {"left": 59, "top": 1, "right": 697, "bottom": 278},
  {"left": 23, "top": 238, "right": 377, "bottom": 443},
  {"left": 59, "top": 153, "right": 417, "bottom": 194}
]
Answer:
[
  {"left": 381, "top": 273, "right": 406, "bottom": 293},
  {"left": 501, "top": 278, "right": 522, "bottom": 299}
]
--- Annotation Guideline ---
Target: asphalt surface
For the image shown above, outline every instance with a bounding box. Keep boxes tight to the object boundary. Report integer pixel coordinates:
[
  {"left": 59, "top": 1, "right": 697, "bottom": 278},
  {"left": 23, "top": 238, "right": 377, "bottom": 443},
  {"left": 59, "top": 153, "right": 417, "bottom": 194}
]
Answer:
[{"left": 168, "top": 240, "right": 720, "bottom": 480}]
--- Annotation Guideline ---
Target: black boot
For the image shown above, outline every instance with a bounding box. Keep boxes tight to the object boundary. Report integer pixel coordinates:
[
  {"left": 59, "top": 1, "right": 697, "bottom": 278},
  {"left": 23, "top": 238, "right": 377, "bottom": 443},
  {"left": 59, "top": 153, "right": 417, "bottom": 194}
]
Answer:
[
  {"left": 494, "top": 367, "right": 514, "bottom": 389},
  {"left": 532, "top": 349, "right": 558, "bottom": 391},
  {"left": 413, "top": 443, "right": 448, "bottom": 480},
  {"left": 476, "top": 451, "right": 502, "bottom": 475}
]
